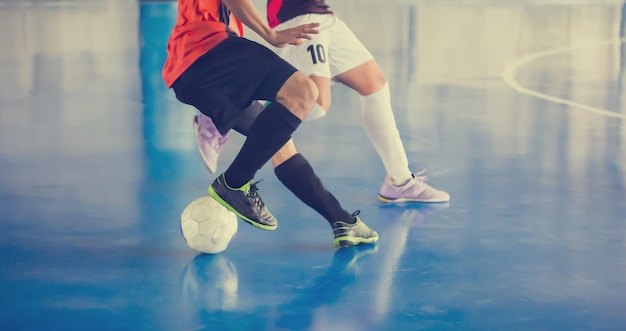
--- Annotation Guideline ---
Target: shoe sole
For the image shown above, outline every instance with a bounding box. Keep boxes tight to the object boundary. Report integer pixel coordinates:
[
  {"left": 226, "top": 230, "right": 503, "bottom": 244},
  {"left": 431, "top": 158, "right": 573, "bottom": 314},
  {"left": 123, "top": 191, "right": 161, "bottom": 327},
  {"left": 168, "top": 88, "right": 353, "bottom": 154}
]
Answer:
[
  {"left": 334, "top": 233, "right": 379, "bottom": 248},
  {"left": 193, "top": 117, "right": 218, "bottom": 174},
  {"left": 378, "top": 194, "right": 450, "bottom": 203},
  {"left": 209, "top": 184, "right": 277, "bottom": 231}
]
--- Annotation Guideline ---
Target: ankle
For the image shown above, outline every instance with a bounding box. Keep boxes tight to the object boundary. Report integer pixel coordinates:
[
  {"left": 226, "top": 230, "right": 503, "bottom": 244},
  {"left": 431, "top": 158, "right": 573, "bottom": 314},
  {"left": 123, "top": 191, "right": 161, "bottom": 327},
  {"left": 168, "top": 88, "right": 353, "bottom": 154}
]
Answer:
[
  {"left": 392, "top": 177, "right": 411, "bottom": 187},
  {"left": 222, "top": 173, "right": 249, "bottom": 190}
]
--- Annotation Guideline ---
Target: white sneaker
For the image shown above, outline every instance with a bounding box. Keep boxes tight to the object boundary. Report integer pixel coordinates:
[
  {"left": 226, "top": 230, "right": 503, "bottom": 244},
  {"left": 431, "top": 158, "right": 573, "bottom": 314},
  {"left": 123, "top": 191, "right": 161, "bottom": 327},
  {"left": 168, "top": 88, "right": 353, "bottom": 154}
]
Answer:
[
  {"left": 378, "top": 169, "right": 450, "bottom": 203},
  {"left": 193, "top": 115, "right": 230, "bottom": 174}
]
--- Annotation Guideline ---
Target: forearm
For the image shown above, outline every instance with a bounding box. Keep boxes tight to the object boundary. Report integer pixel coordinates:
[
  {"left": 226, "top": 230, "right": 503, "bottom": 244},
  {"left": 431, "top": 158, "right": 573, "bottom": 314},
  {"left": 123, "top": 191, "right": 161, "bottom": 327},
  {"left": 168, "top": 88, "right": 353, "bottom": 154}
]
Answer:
[{"left": 222, "top": 0, "right": 274, "bottom": 42}]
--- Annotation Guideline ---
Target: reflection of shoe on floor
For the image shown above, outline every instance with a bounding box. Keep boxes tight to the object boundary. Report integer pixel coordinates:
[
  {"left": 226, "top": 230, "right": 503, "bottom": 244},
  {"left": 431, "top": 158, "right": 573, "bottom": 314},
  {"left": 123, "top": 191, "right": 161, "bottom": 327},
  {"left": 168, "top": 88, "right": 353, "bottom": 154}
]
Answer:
[
  {"left": 332, "top": 244, "right": 379, "bottom": 276},
  {"left": 379, "top": 204, "right": 425, "bottom": 226},
  {"left": 193, "top": 114, "right": 230, "bottom": 174},
  {"left": 332, "top": 211, "right": 379, "bottom": 248},
  {"left": 378, "top": 169, "right": 450, "bottom": 203},
  {"left": 379, "top": 202, "right": 450, "bottom": 228},
  {"left": 209, "top": 173, "right": 278, "bottom": 231}
]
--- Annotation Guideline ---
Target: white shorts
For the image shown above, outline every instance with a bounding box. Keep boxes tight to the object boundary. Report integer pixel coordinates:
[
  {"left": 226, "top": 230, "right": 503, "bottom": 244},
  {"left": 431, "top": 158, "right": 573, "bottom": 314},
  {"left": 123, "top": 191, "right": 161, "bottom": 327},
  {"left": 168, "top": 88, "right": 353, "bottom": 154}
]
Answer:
[{"left": 272, "top": 14, "right": 374, "bottom": 79}]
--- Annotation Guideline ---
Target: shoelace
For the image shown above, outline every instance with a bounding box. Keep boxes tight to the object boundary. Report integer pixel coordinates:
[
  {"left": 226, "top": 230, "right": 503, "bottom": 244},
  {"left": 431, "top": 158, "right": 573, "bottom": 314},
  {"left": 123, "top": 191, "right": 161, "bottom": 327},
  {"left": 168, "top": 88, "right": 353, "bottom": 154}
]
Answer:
[
  {"left": 414, "top": 168, "right": 429, "bottom": 181},
  {"left": 401, "top": 168, "right": 433, "bottom": 191},
  {"left": 246, "top": 180, "right": 265, "bottom": 209}
]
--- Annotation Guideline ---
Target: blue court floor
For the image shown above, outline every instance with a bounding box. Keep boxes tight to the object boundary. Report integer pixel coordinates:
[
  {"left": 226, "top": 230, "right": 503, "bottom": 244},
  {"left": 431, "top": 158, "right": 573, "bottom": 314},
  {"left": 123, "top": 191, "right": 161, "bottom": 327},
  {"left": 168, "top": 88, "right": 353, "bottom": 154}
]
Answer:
[{"left": 1, "top": 1, "right": 626, "bottom": 330}]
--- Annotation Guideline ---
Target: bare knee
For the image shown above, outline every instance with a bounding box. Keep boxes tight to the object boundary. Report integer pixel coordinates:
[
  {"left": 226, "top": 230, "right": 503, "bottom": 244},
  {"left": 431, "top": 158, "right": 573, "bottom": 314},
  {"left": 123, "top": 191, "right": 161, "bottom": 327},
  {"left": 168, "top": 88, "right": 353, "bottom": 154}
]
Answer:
[
  {"left": 310, "top": 75, "right": 331, "bottom": 111},
  {"left": 275, "top": 72, "right": 319, "bottom": 120},
  {"left": 357, "top": 71, "right": 387, "bottom": 96},
  {"left": 367, "top": 72, "right": 388, "bottom": 95},
  {"left": 335, "top": 60, "right": 388, "bottom": 96}
]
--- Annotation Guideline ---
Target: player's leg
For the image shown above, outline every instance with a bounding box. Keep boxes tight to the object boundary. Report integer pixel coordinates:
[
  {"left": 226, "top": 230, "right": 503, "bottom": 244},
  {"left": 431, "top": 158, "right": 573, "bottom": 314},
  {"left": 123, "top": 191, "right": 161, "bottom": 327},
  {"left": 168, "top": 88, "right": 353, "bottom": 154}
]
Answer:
[
  {"left": 204, "top": 104, "right": 358, "bottom": 231},
  {"left": 327, "top": 18, "right": 410, "bottom": 184},
  {"left": 329, "top": 19, "right": 450, "bottom": 203},
  {"left": 334, "top": 60, "right": 412, "bottom": 182},
  {"left": 208, "top": 104, "right": 356, "bottom": 231},
  {"left": 272, "top": 140, "right": 378, "bottom": 247},
  {"left": 213, "top": 53, "right": 317, "bottom": 229},
  {"left": 174, "top": 36, "right": 316, "bottom": 230}
]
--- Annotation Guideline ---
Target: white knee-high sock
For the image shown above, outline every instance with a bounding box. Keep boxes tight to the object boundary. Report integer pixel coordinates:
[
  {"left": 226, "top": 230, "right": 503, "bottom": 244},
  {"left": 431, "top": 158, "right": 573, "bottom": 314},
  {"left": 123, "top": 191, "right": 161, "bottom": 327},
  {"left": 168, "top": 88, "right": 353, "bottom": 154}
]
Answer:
[{"left": 360, "top": 83, "right": 412, "bottom": 185}]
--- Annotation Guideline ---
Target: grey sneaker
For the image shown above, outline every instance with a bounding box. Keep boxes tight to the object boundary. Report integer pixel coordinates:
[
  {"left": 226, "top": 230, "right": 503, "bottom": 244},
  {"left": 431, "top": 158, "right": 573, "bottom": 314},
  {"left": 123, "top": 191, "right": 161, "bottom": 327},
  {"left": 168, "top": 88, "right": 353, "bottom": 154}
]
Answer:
[
  {"left": 332, "top": 211, "right": 379, "bottom": 248},
  {"left": 208, "top": 173, "right": 277, "bottom": 231}
]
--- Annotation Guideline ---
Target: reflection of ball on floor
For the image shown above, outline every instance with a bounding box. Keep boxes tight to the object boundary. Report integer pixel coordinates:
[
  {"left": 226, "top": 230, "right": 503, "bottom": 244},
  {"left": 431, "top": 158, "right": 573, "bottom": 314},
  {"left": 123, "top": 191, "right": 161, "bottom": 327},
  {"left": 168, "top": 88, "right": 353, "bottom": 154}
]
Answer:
[
  {"left": 180, "top": 196, "right": 238, "bottom": 254},
  {"left": 180, "top": 254, "right": 239, "bottom": 311}
]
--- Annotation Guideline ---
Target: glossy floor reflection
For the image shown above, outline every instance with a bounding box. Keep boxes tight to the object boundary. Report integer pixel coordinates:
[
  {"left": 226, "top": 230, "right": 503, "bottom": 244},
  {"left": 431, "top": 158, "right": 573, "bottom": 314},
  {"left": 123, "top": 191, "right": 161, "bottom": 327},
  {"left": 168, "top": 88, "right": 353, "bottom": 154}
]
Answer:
[{"left": 1, "top": 1, "right": 626, "bottom": 330}]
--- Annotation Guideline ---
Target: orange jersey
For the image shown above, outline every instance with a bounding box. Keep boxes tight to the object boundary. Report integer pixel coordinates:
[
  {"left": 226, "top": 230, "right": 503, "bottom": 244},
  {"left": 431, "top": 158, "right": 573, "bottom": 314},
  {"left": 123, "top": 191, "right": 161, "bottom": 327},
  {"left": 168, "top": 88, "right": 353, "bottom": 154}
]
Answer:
[{"left": 162, "top": 0, "right": 244, "bottom": 87}]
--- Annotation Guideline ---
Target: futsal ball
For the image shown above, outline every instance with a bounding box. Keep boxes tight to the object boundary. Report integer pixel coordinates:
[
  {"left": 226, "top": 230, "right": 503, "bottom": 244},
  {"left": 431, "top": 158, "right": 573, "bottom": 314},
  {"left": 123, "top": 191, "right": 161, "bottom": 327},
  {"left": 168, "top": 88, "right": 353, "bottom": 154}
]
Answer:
[{"left": 180, "top": 196, "right": 238, "bottom": 254}]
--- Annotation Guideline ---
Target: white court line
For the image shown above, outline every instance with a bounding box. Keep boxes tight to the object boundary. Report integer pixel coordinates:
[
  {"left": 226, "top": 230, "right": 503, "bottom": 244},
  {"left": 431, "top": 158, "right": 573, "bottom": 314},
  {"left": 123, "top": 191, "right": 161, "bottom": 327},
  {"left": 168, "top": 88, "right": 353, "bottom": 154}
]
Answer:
[{"left": 501, "top": 38, "right": 626, "bottom": 120}]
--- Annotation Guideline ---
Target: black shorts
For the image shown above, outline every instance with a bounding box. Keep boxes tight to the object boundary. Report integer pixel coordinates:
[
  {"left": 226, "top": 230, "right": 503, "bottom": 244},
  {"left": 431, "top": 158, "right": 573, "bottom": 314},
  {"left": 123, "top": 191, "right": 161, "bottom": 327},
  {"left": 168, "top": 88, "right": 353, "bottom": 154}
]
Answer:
[{"left": 172, "top": 36, "right": 298, "bottom": 135}]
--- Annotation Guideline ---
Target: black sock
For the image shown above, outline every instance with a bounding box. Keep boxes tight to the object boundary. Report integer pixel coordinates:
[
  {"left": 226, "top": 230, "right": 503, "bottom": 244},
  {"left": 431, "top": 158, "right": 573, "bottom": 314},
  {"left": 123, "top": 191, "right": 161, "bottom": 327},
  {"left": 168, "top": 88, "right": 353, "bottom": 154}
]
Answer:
[
  {"left": 275, "top": 153, "right": 355, "bottom": 225},
  {"left": 224, "top": 102, "right": 301, "bottom": 188}
]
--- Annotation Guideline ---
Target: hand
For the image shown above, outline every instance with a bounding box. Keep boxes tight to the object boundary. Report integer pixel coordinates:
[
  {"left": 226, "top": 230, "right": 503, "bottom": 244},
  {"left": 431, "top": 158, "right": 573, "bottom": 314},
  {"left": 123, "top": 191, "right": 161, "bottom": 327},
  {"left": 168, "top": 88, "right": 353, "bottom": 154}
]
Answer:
[{"left": 267, "top": 23, "right": 320, "bottom": 48}]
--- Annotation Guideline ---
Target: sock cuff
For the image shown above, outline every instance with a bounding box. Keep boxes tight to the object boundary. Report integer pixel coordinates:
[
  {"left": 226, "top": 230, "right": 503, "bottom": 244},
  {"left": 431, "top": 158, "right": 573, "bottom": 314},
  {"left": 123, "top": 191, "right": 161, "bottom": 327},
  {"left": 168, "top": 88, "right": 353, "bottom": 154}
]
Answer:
[
  {"left": 304, "top": 103, "right": 327, "bottom": 122},
  {"left": 275, "top": 153, "right": 308, "bottom": 177},
  {"left": 360, "top": 82, "right": 390, "bottom": 103},
  {"left": 266, "top": 101, "right": 302, "bottom": 130}
]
